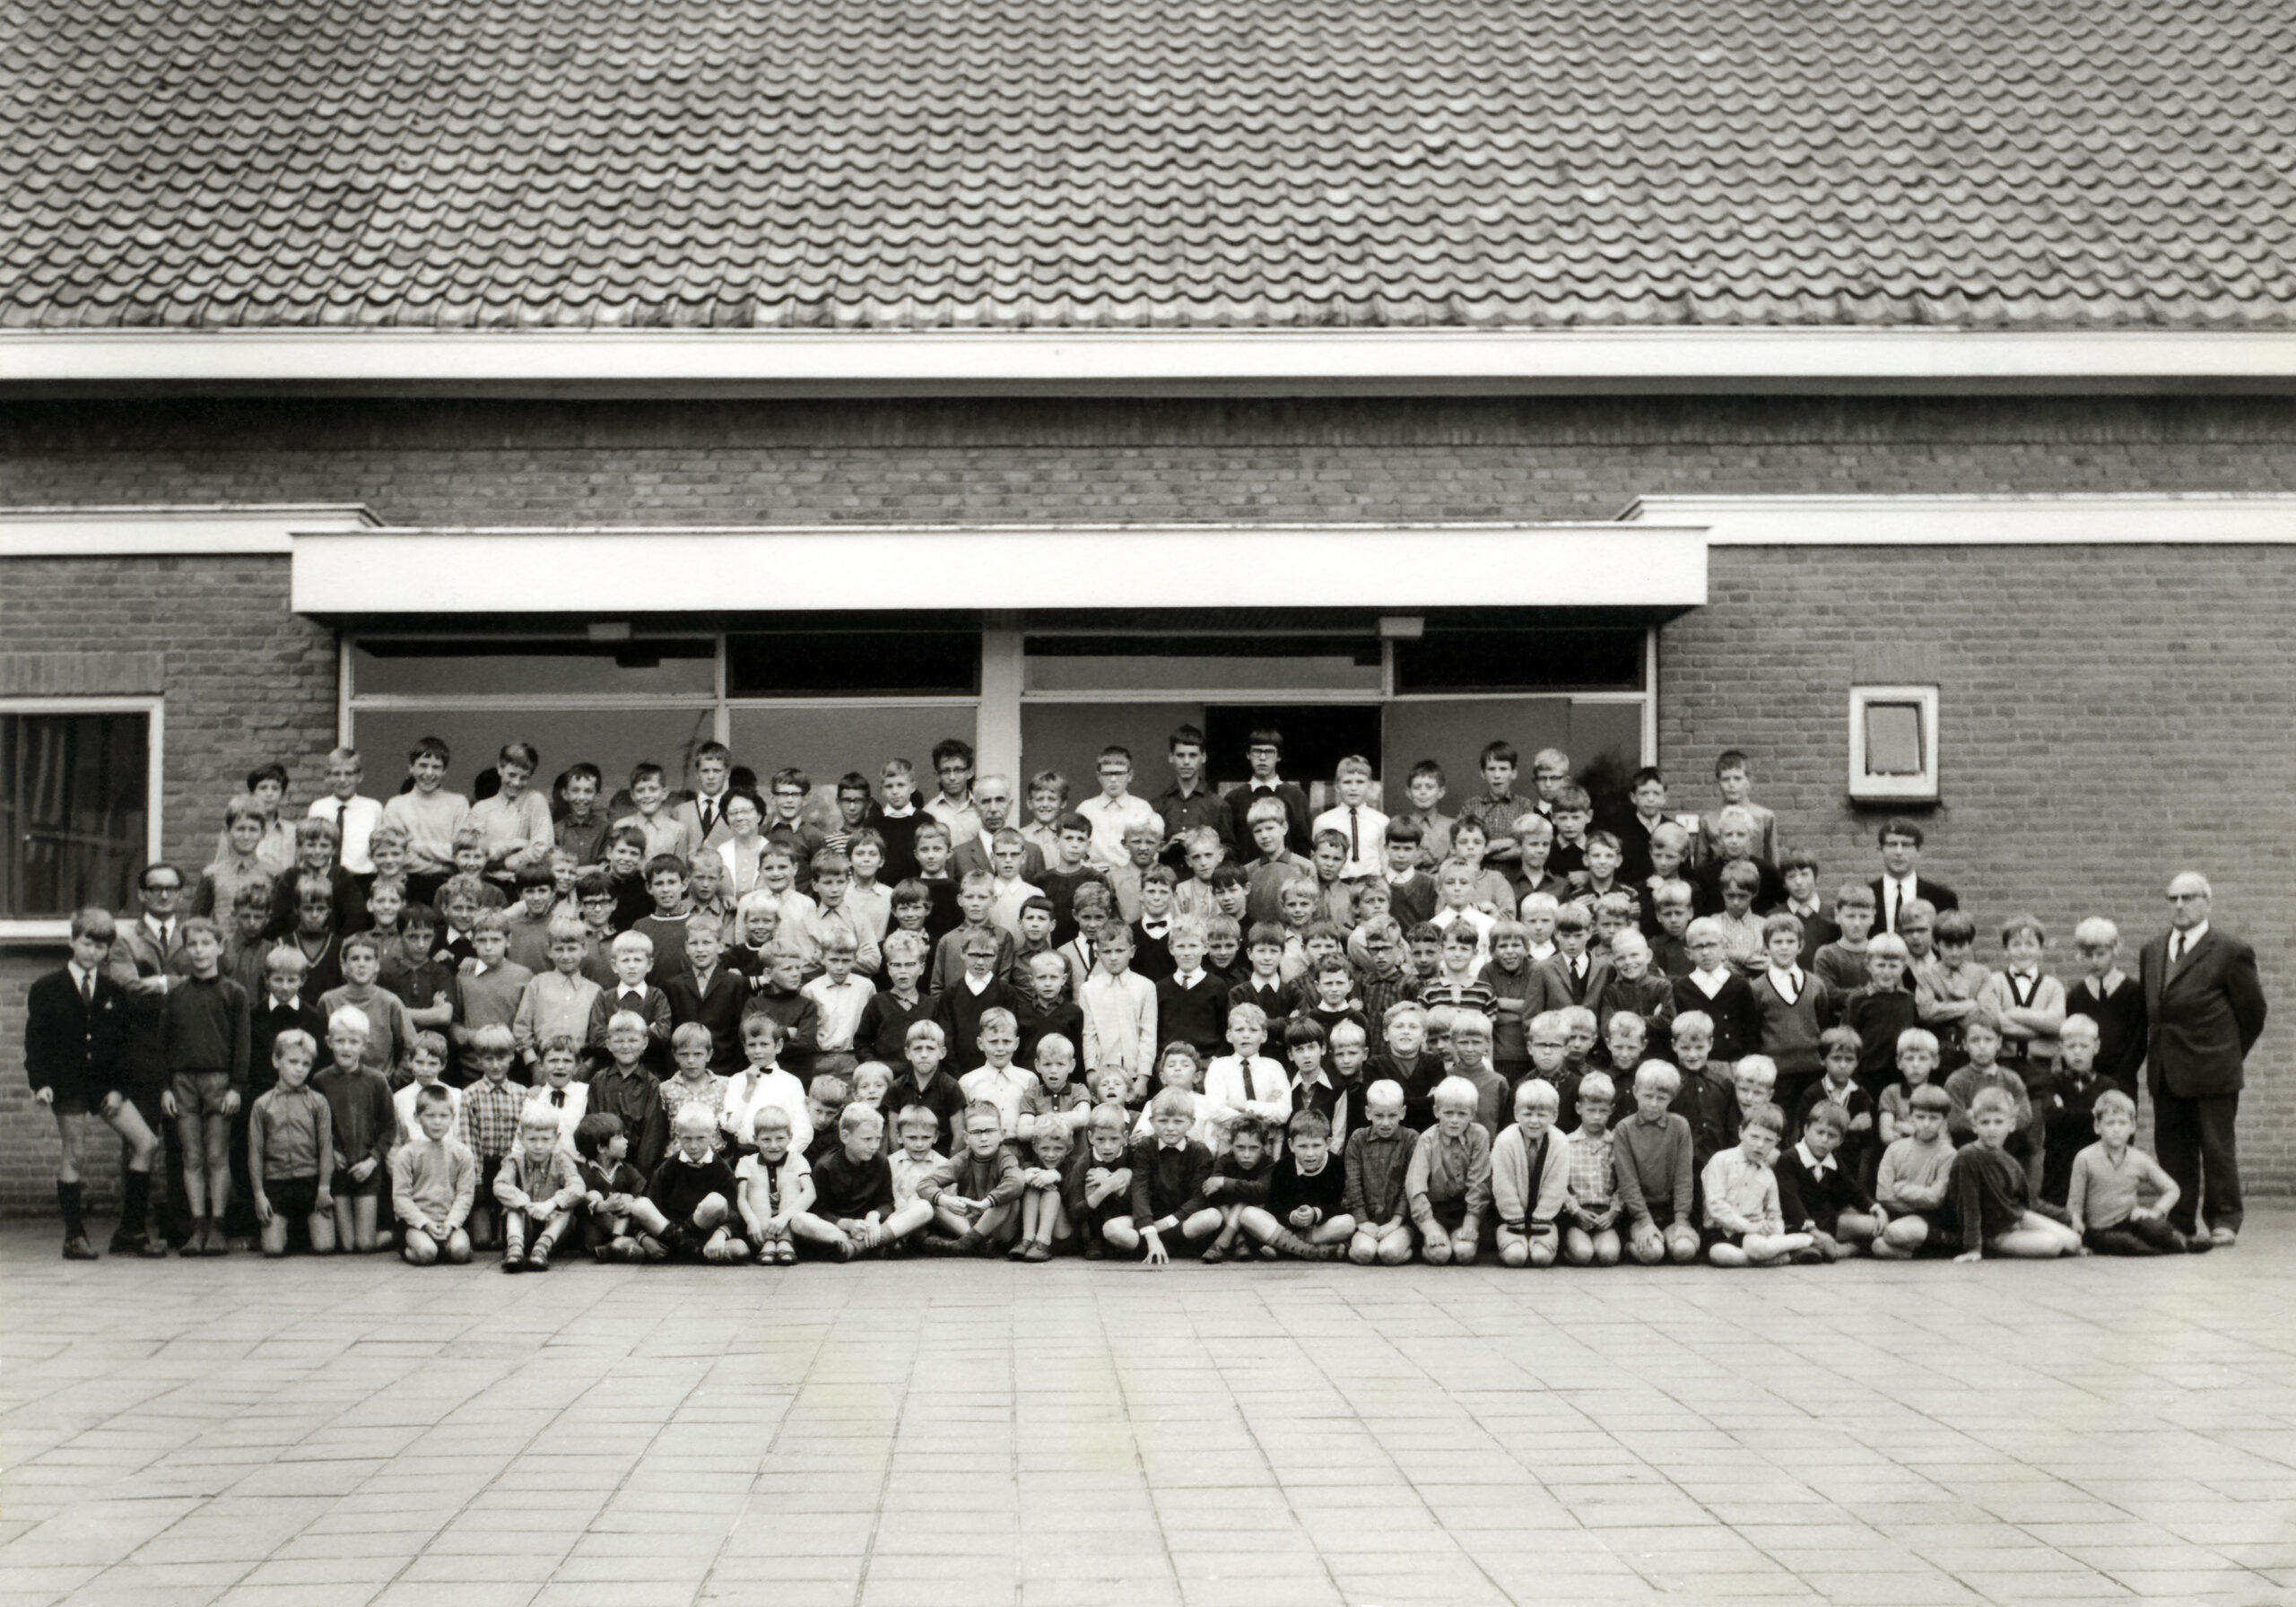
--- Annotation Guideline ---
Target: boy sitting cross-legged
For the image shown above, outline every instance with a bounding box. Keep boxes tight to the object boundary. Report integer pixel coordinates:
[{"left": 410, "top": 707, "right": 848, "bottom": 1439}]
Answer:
[
  {"left": 918, "top": 1099, "right": 1028, "bottom": 1255},
  {"left": 390, "top": 1082, "right": 475, "bottom": 1266},
  {"left": 1950, "top": 1088, "right": 2080, "bottom": 1263},
  {"left": 1873, "top": 1082, "right": 1958, "bottom": 1259},
  {"left": 1700, "top": 1102, "right": 1814, "bottom": 1267}
]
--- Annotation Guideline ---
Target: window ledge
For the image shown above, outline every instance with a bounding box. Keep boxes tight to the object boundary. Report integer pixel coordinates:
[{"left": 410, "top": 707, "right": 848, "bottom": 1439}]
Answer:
[{"left": 0, "top": 919, "right": 74, "bottom": 947}]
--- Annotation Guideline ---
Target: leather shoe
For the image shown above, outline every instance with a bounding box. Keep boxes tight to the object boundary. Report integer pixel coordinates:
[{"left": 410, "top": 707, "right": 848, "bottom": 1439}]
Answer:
[
  {"left": 62, "top": 1235, "right": 99, "bottom": 1261},
  {"left": 2209, "top": 1225, "right": 2238, "bottom": 1248}
]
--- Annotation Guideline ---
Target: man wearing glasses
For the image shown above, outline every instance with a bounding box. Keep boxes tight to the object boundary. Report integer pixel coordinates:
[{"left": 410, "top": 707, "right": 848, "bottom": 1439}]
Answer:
[
  {"left": 105, "top": 863, "right": 196, "bottom": 1253},
  {"left": 2141, "top": 873, "right": 2266, "bottom": 1248}
]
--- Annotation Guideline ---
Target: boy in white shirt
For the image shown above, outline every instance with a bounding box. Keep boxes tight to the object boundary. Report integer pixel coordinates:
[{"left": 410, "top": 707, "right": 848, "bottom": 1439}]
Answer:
[
  {"left": 1075, "top": 747, "right": 1161, "bottom": 872},
  {"left": 721, "top": 1014, "right": 813, "bottom": 1160},
  {"left": 1199, "top": 1003, "right": 1292, "bottom": 1153},
  {"left": 1310, "top": 755, "right": 1388, "bottom": 881},
  {"left": 310, "top": 746, "right": 385, "bottom": 879},
  {"left": 1078, "top": 923, "right": 1158, "bottom": 1100},
  {"left": 958, "top": 1009, "right": 1041, "bottom": 1135},
  {"left": 800, "top": 932, "right": 874, "bottom": 1081}
]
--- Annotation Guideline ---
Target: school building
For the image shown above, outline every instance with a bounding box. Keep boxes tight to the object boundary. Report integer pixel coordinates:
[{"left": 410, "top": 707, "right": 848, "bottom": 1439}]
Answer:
[{"left": 2, "top": 0, "right": 2292, "bottom": 1208}]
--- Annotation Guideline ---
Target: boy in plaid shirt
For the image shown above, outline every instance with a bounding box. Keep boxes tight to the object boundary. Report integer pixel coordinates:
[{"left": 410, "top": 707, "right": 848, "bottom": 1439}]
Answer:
[{"left": 457, "top": 1024, "right": 527, "bottom": 1249}]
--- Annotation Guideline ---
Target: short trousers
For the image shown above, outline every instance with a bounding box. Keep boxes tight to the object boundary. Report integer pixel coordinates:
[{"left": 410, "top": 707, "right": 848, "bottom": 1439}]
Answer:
[
  {"left": 170, "top": 1070, "right": 235, "bottom": 1118},
  {"left": 1700, "top": 1225, "right": 1744, "bottom": 1251},
  {"left": 331, "top": 1164, "right": 386, "bottom": 1198},
  {"left": 1424, "top": 1195, "right": 1468, "bottom": 1234},
  {"left": 265, "top": 1174, "right": 320, "bottom": 1220},
  {"left": 42, "top": 1081, "right": 109, "bottom": 1118}
]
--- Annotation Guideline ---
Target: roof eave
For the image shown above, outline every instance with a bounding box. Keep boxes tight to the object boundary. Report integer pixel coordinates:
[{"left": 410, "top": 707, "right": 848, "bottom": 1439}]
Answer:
[{"left": 4, "top": 327, "right": 2293, "bottom": 399}]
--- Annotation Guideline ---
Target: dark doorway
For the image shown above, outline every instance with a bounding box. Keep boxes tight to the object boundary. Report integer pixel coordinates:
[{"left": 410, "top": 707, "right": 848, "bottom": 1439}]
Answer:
[{"left": 1203, "top": 706, "right": 1384, "bottom": 796}]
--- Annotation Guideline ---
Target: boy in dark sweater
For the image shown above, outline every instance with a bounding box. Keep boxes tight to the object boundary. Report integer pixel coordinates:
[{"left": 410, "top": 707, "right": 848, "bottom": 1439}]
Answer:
[
  {"left": 1670, "top": 918, "right": 1760, "bottom": 1069},
  {"left": 799, "top": 1101, "right": 900, "bottom": 1260},
  {"left": 1154, "top": 916, "right": 1227, "bottom": 1061},
  {"left": 1841, "top": 933, "right": 1921, "bottom": 1097},
  {"left": 1103, "top": 1088, "right": 1219, "bottom": 1264},
  {"left": 1196, "top": 1115, "right": 1275, "bottom": 1264},
  {"left": 1014, "top": 950, "right": 1084, "bottom": 1070},
  {"left": 1776, "top": 1100, "right": 1883, "bottom": 1260},
  {"left": 1239, "top": 1108, "right": 1351, "bottom": 1260},
  {"left": 1949, "top": 1089, "right": 2080, "bottom": 1262},
  {"left": 646, "top": 1104, "right": 746, "bottom": 1262},
  {"left": 165, "top": 918, "right": 251, "bottom": 1257}
]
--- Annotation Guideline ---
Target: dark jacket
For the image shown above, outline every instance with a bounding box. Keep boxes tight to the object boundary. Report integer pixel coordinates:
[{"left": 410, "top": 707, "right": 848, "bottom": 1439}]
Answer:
[
  {"left": 24, "top": 966, "right": 133, "bottom": 1105},
  {"left": 2141, "top": 927, "right": 2267, "bottom": 1099}
]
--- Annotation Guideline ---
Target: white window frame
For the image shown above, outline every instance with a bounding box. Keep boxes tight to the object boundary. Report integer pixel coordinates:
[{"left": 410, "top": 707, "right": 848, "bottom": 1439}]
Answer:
[
  {"left": 1848, "top": 684, "right": 1939, "bottom": 802},
  {"left": 0, "top": 695, "right": 165, "bottom": 942}
]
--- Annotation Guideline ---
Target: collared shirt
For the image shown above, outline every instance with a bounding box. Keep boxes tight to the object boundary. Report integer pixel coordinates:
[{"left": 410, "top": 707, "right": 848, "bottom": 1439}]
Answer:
[
  {"left": 1878, "top": 872, "right": 1921, "bottom": 933},
  {"left": 2169, "top": 921, "right": 2210, "bottom": 967},
  {"left": 1075, "top": 793, "right": 1161, "bottom": 870},
  {"left": 1766, "top": 965, "right": 1804, "bottom": 1005},
  {"left": 801, "top": 972, "right": 874, "bottom": 1054},
  {"left": 512, "top": 968, "right": 601, "bottom": 1059},
  {"left": 1311, "top": 804, "right": 1390, "bottom": 880},
  {"left": 923, "top": 794, "right": 984, "bottom": 847},
  {"left": 1566, "top": 1126, "right": 1615, "bottom": 1208},
  {"left": 960, "top": 1062, "right": 1040, "bottom": 1135},
  {"left": 722, "top": 1064, "right": 813, "bottom": 1154},
  {"left": 1688, "top": 965, "right": 1732, "bottom": 1000},
  {"left": 66, "top": 960, "right": 98, "bottom": 1000},
  {"left": 1792, "top": 1139, "right": 1835, "bottom": 1180},
  {"left": 459, "top": 1076, "right": 529, "bottom": 1160}
]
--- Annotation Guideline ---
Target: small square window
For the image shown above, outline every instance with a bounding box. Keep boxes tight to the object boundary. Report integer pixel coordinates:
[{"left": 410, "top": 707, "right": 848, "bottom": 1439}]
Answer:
[
  {"left": 1, "top": 702, "right": 161, "bottom": 932},
  {"left": 1848, "top": 686, "right": 1939, "bottom": 802}
]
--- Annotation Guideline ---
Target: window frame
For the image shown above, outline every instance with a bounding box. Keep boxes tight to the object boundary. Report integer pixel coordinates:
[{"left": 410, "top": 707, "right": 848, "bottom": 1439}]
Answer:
[
  {"left": 0, "top": 695, "right": 165, "bottom": 942},
  {"left": 1848, "top": 684, "right": 1940, "bottom": 803}
]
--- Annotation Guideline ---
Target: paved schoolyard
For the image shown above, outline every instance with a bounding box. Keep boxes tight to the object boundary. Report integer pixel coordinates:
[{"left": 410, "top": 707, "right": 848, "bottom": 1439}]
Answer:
[{"left": 3, "top": 1217, "right": 2293, "bottom": 1607}]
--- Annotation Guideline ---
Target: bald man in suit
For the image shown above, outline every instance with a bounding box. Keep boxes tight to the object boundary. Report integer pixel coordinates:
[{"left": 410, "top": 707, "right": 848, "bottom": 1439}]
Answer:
[{"left": 2140, "top": 872, "right": 2266, "bottom": 1247}]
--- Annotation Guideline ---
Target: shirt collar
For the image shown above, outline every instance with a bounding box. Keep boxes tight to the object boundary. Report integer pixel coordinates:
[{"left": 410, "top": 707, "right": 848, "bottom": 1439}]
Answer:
[
  {"left": 1795, "top": 1139, "right": 1834, "bottom": 1173},
  {"left": 1173, "top": 969, "right": 1203, "bottom": 988}
]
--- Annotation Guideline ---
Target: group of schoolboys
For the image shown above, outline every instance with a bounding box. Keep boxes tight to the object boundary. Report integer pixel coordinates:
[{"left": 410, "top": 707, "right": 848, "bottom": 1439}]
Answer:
[{"left": 27, "top": 728, "right": 2196, "bottom": 1271}]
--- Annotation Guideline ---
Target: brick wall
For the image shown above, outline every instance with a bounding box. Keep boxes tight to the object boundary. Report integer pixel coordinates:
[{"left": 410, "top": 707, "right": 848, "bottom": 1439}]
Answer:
[
  {"left": 1663, "top": 544, "right": 2295, "bottom": 1193},
  {"left": 3, "top": 394, "right": 2290, "bottom": 1214},
  {"left": 0, "top": 558, "right": 336, "bottom": 1212}
]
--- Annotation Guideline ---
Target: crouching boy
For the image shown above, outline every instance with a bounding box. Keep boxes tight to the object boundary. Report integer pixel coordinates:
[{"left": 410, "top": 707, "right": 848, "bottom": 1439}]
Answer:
[
  {"left": 1343, "top": 1080, "right": 1418, "bottom": 1266},
  {"left": 1239, "top": 1108, "right": 1352, "bottom": 1260},
  {"left": 390, "top": 1083, "right": 475, "bottom": 1264},
  {"left": 794, "top": 1100, "right": 898, "bottom": 1260},
  {"left": 1612, "top": 1061, "right": 1700, "bottom": 1264},
  {"left": 1491, "top": 1078, "right": 1569, "bottom": 1268},
  {"left": 1405, "top": 1075, "right": 1492, "bottom": 1264},
  {"left": 1103, "top": 1088, "right": 1220, "bottom": 1264}
]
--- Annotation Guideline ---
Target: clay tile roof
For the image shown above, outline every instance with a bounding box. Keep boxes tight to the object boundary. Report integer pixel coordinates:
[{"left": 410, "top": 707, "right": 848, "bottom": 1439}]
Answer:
[{"left": 4, "top": 0, "right": 2292, "bottom": 330}]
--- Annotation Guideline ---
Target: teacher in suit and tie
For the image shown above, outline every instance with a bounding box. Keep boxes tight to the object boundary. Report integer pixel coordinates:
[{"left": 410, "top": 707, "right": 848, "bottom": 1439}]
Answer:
[{"left": 2141, "top": 872, "right": 2266, "bottom": 1248}]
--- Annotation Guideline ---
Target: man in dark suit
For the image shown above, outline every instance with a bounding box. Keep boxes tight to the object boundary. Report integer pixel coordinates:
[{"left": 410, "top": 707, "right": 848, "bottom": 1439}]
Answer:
[
  {"left": 950, "top": 774, "right": 1046, "bottom": 882},
  {"left": 1868, "top": 818, "right": 1958, "bottom": 936},
  {"left": 28, "top": 908, "right": 163, "bottom": 1258},
  {"left": 2141, "top": 872, "right": 2266, "bottom": 1247}
]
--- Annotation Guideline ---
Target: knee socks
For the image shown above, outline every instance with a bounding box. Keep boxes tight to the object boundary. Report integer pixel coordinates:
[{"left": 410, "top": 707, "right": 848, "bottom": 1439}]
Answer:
[
  {"left": 119, "top": 1170, "right": 151, "bottom": 1240},
  {"left": 57, "top": 1180, "right": 86, "bottom": 1240}
]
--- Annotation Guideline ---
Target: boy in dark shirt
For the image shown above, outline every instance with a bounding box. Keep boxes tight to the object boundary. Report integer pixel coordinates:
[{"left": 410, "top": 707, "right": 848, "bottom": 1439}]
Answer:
[
  {"left": 1103, "top": 1088, "right": 1220, "bottom": 1264},
  {"left": 646, "top": 1104, "right": 746, "bottom": 1263},
  {"left": 164, "top": 917, "right": 251, "bottom": 1257},
  {"left": 1776, "top": 1101, "right": 1883, "bottom": 1260},
  {"left": 1949, "top": 1089, "right": 2080, "bottom": 1262},
  {"left": 1065, "top": 1102, "right": 1138, "bottom": 1259},
  {"left": 1842, "top": 933, "right": 1920, "bottom": 1097},
  {"left": 1154, "top": 916, "right": 1227, "bottom": 1062},
  {"left": 798, "top": 1101, "right": 900, "bottom": 1260},
  {"left": 1240, "top": 1108, "right": 1351, "bottom": 1260},
  {"left": 1196, "top": 1116, "right": 1275, "bottom": 1264},
  {"left": 1015, "top": 950, "right": 1084, "bottom": 1070}
]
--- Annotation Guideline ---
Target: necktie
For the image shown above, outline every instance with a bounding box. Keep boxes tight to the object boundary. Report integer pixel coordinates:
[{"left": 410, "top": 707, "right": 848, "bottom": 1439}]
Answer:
[
  {"left": 550, "top": 1090, "right": 565, "bottom": 1108},
  {"left": 1889, "top": 883, "right": 1901, "bottom": 932},
  {"left": 1348, "top": 807, "right": 1360, "bottom": 861},
  {"left": 79, "top": 970, "right": 92, "bottom": 1006},
  {"left": 2170, "top": 934, "right": 2185, "bottom": 970}
]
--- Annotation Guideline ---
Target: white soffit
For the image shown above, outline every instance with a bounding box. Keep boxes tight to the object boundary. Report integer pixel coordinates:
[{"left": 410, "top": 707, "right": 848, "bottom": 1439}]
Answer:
[
  {"left": 1620, "top": 494, "right": 2296, "bottom": 545},
  {"left": 0, "top": 503, "right": 381, "bottom": 556},
  {"left": 5, "top": 328, "right": 2296, "bottom": 395},
  {"left": 287, "top": 524, "right": 1712, "bottom": 612}
]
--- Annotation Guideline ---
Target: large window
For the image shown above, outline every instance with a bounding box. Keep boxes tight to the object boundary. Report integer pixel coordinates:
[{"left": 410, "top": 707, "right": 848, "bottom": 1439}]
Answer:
[
  {"left": 345, "top": 635, "right": 978, "bottom": 804},
  {"left": 1, "top": 699, "right": 161, "bottom": 934}
]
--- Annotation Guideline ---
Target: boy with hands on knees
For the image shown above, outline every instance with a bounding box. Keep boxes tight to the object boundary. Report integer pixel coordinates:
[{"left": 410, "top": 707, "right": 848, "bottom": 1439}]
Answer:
[
  {"left": 391, "top": 1083, "right": 475, "bottom": 1265},
  {"left": 1406, "top": 1075, "right": 1492, "bottom": 1264},
  {"left": 735, "top": 1106, "right": 812, "bottom": 1265},
  {"left": 1559, "top": 1072, "right": 1622, "bottom": 1266},
  {"left": 493, "top": 1107, "right": 584, "bottom": 1271},
  {"left": 1239, "top": 1108, "right": 1352, "bottom": 1260},
  {"left": 1492, "top": 1078, "right": 1570, "bottom": 1268},
  {"left": 1613, "top": 1061, "right": 1701, "bottom": 1265}
]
